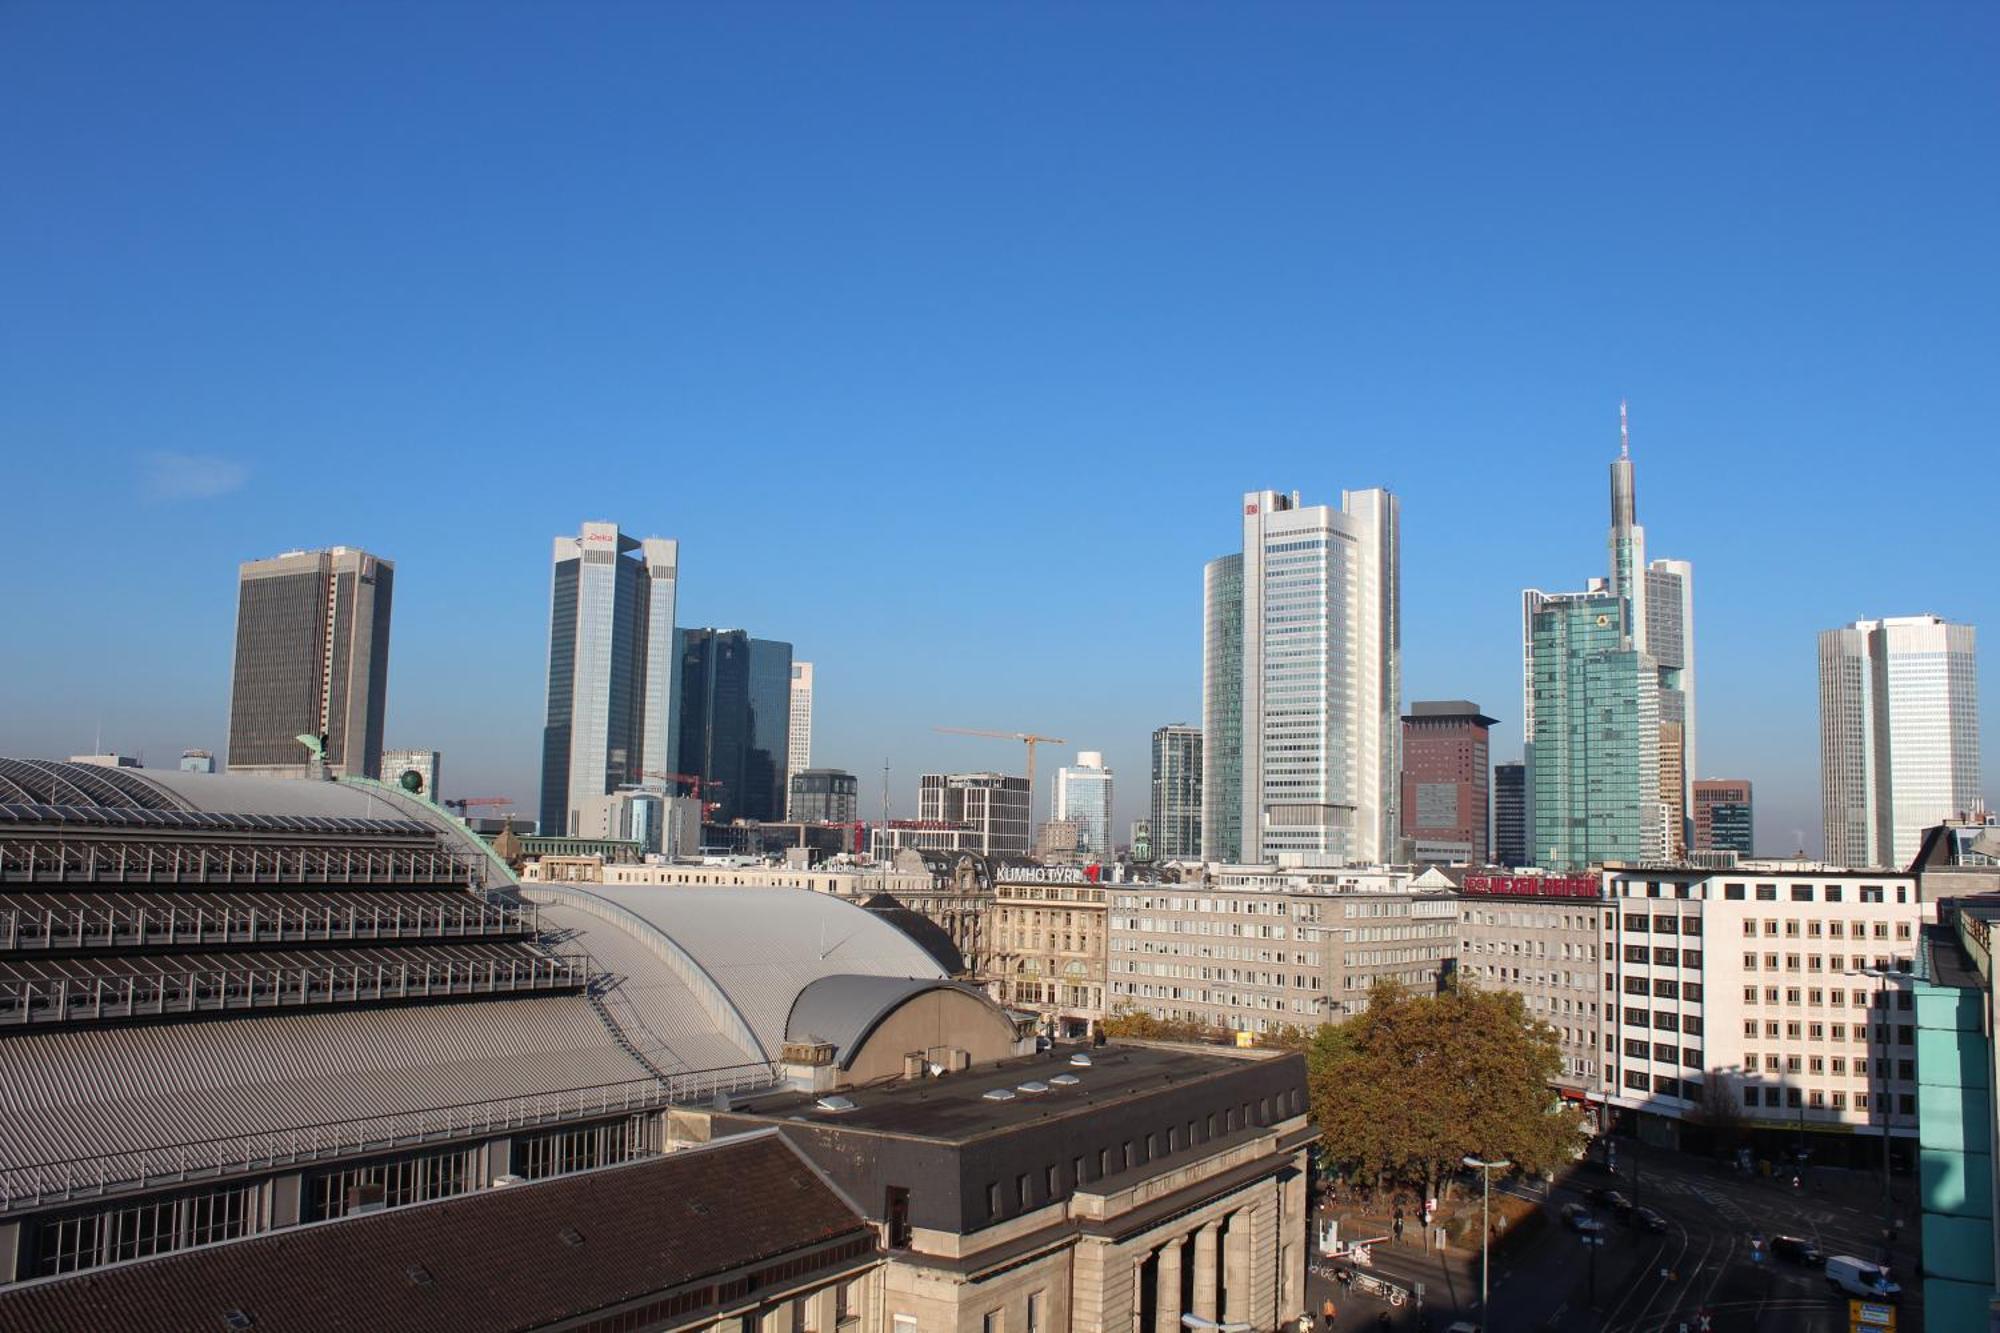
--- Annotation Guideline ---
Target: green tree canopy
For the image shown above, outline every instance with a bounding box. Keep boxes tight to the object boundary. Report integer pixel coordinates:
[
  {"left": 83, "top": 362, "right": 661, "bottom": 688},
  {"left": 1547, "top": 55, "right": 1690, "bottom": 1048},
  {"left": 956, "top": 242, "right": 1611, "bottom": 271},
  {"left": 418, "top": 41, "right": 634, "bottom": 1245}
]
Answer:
[{"left": 1309, "top": 982, "right": 1587, "bottom": 1195}]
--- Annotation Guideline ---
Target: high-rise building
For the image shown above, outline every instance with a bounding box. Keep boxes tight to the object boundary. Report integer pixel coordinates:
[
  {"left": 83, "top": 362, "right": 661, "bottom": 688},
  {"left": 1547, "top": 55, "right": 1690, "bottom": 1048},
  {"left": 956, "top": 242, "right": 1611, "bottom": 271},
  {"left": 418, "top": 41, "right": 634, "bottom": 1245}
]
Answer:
[
  {"left": 1129, "top": 819, "right": 1153, "bottom": 863},
  {"left": 1820, "top": 615, "right": 1980, "bottom": 869},
  {"left": 178, "top": 749, "right": 215, "bottom": 774},
  {"left": 788, "top": 768, "right": 858, "bottom": 824},
  {"left": 1034, "top": 817, "right": 1085, "bottom": 864},
  {"left": 1053, "top": 751, "right": 1114, "bottom": 861},
  {"left": 1203, "top": 486, "right": 1400, "bottom": 866},
  {"left": 538, "top": 524, "right": 678, "bottom": 837},
  {"left": 918, "top": 772, "right": 1031, "bottom": 857},
  {"left": 785, "top": 662, "right": 814, "bottom": 816},
  {"left": 675, "top": 629, "right": 793, "bottom": 823},
  {"left": 1492, "top": 761, "right": 1527, "bottom": 867},
  {"left": 1691, "top": 778, "right": 1754, "bottom": 856},
  {"left": 1201, "top": 555, "right": 1244, "bottom": 863},
  {"left": 228, "top": 546, "right": 393, "bottom": 780},
  {"left": 1399, "top": 701, "right": 1495, "bottom": 864},
  {"left": 1521, "top": 408, "right": 1693, "bottom": 870},
  {"left": 1149, "top": 724, "right": 1202, "bottom": 861},
  {"left": 383, "top": 748, "right": 442, "bottom": 803},
  {"left": 1523, "top": 582, "right": 1660, "bottom": 870}
]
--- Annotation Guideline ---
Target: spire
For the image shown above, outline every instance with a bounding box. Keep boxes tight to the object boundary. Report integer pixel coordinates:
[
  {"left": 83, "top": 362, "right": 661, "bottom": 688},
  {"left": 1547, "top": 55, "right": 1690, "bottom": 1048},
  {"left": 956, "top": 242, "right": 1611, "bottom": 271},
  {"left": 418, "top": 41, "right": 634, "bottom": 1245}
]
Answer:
[{"left": 1619, "top": 398, "right": 1629, "bottom": 459}]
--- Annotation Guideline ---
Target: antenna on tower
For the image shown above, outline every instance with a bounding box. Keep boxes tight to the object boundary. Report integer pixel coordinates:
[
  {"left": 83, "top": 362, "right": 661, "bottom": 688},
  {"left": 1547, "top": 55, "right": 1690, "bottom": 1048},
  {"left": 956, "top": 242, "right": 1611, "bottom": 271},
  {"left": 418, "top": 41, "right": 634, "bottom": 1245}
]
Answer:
[
  {"left": 1619, "top": 399, "right": 1630, "bottom": 458},
  {"left": 882, "top": 759, "right": 891, "bottom": 825}
]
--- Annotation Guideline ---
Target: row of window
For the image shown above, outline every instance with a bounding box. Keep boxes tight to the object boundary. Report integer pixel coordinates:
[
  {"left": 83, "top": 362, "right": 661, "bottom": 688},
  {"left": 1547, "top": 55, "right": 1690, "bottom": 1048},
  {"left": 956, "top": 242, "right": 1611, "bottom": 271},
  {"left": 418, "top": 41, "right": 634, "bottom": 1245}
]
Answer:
[
  {"left": 1742, "top": 984, "right": 1912, "bottom": 1008},
  {"left": 1740, "top": 1086, "right": 1916, "bottom": 1115},
  {"left": 1719, "top": 883, "right": 1904, "bottom": 903},
  {"left": 1740, "top": 917, "right": 1907, "bottom": 940},
  {"left": 1744, "top": 1052, "right": 1915, "bottom": 1081}
]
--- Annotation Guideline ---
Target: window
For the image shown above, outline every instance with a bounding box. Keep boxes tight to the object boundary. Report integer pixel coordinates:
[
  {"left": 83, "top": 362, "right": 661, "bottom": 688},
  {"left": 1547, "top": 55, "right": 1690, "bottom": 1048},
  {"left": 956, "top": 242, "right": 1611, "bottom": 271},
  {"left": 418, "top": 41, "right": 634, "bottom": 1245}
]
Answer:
[
  {"left": 984, "top": 1314, "right": 1003, "bottom": 1333},
  {"left": 1742, "top": 1087, "right": 1758, "bottom": 1107},
  {"left": 1017, "top": 1174, "right": 1030, "bottom": 1209},
  {"left": 1724, "top": 883, "right": 1746, "bottom": 900},
  {"left": 1027, "top": 1292, "right": 1044, "bottom": 1333},
  {"left": 896, "top": 1317, "right": 920, "bottom": 1333},
  {"left": 987, "top": 1183, "right": 1002, "bottom": 1217},
  {"left": 887, "top": 1187, "right": 912, "bottom": 1248}
]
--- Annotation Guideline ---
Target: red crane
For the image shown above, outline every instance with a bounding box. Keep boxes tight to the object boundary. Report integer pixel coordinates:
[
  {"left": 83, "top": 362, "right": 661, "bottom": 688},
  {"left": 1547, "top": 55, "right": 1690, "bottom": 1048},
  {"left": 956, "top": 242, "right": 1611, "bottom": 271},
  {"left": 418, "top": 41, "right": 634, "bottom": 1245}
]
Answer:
[{"left": 443, "top": 796, "right": 513, "bottom": 813}]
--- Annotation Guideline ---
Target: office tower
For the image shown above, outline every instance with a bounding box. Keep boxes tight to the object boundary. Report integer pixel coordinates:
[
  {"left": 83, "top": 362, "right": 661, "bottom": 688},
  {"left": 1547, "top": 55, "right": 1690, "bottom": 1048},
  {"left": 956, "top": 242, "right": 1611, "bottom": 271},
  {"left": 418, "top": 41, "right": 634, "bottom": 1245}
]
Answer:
[
  {"left": 1692, "top": 778, "right": 1754, "bottom": 855},
  {"left": 538, "top": 524, "right": 678, "bottom": 836},
  {"left": 1035, "top": 817, "right": 1085, "bottom": 864},
  {"left": 1602, "top": 404, "right": 1698, "bottom": 857},
  {"left": 1130, "top": 819, "right": 1153, "bottom": 862},
  {"left": 178, "top": 750, "right": 216, "bottom": 774},
  {"left": 789, "top": 768, "right": 858, "bottom": 824},
  {"left": 918, "top": 772, "right": 1031, "bottom": 857},
  {"left": 785, "top": 662, "right": 814, "bottom": 816},
  {"left": 228, "top": 547, "right": 393, "bottom": 780},
  {"left": 1521, "top": 408, "right": 1693, "bottom": 869},
  {"left": 1149, "top": 723, "right": 1203, "bottom": 861},
  {"left": 1523, "top": 582, "right": 1661, "bottom": 870},
  {"left": 1052, "top": 751, "right": 1114, "bottom": 861},
  {"left": 1820, "top": 616, "right": 1981, "bottom": 869},
  {"left": 1492, "top": 761, "right": 1527, "bottom": 867},
  {"left": 383, "top": 748, "right": 442, "bottom": 802},
  {"left": 1399, "top": 701, "right": 1496, "bottom": 864},
  {"left": 1203, "top": 487, "right": 1399, "bottom": 865},
  {"left": 1201, "top": 554, "right": 1244, "bottom": 863},
  {"left": 675, "top": 629, "right": 793, "bottom": 823}
]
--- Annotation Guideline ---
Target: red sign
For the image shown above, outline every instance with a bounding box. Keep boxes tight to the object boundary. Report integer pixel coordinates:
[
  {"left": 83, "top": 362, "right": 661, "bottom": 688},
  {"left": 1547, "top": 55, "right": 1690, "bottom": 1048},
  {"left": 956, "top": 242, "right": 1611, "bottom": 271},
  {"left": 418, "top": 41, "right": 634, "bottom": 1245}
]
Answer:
[
  {"left": 1462, "top": 874, "right": 1600, "bottom": 899},
  {"left": 1244, "top": 503, "right": 1258, "bottom": 515}
]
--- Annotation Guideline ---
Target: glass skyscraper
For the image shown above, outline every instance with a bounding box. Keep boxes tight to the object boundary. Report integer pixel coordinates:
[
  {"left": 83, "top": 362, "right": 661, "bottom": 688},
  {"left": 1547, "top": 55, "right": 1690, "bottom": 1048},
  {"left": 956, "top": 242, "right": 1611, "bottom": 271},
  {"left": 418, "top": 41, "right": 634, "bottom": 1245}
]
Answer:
[
  {"left": 1053, "top": 751, "right": 1114, "bottom": 862},
  {"left": 1819, "top": 615, "right": 1980, "bottom": 868},
  {"left": 1149, "top": 724, "right": 1203, "bottom": 861},
  {"left": 675, "top": 629, "right": 793, "bottom": 823},
  {"left": 539, "top": 523, "right": 678, "bottom": 837},
  {"left": 1201, "top": 554, "right": 1243, "bottom": 863}
]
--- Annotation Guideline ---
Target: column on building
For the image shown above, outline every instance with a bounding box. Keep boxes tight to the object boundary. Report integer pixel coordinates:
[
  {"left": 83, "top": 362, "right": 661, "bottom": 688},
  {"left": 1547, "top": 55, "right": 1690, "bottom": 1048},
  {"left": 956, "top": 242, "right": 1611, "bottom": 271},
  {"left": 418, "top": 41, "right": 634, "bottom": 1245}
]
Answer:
[
  {"left": 1221, "top": 1211, "right": 1252, "bottom": 1327},
  {"left": 1154, "top": 1234, "right": 1183, "bottom": 1333},
  {"left": 1192, "top": 1220, "right": 1221, "bottom": 1320}
]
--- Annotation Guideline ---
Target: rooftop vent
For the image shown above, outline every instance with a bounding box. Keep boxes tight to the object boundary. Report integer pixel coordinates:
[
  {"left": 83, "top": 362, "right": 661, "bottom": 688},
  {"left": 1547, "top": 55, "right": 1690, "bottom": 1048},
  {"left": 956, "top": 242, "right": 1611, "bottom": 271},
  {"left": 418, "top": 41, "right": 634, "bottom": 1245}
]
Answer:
[
  {"left": 1050, "top": 1073, "right": 1081, "bottom": 1087},
  {"left": 688, "top": 1200, "right": 713, "bottom": 1217},
  {"left": 406, "top": 1266, "right": 434, "bottom": 1289},
  {"left": 1069, "top": 1053, "right": 1093, "bottom": 1067},
  {"left": 223, "top": 1314, "right": 256, "bottom": 1332},
  {"left": 815, "top": 1095, "right": 858, "bottom": 1113},
  {"left": 558, "top": 1228, "right": 585, "bottom": 1248},
  {"left": 982, "top": 1087, "right": 1017, "bottom": 1102},
  {"left": 1016, "top": 1081, "right": 1050, "bottom": 1095}
]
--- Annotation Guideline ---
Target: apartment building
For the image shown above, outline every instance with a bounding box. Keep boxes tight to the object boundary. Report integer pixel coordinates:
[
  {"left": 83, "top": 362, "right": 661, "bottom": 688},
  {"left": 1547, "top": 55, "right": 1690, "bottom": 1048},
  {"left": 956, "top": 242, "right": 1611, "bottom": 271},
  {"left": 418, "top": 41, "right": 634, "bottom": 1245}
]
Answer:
[
  {"left": 1454, "top": 873, "right": 1608, "bottom": 1091},
  {"left": 992, "top": 868, "right": 1111, "bottom": 1038},
  {"left": 1106, "top": 884, "right": 1458, "bottom": 1035},
  {"left": 1598, "top": 863, "right": 1931, "bottom": 1158}
]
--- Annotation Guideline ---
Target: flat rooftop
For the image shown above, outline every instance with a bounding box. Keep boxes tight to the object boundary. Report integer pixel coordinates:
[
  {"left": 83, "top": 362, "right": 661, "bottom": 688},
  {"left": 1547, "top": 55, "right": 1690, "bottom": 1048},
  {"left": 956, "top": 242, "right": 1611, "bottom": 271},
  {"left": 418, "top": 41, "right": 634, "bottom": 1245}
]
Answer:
[{"left": 725, "top": 1043, "right": 1287, "bottom": 1143}]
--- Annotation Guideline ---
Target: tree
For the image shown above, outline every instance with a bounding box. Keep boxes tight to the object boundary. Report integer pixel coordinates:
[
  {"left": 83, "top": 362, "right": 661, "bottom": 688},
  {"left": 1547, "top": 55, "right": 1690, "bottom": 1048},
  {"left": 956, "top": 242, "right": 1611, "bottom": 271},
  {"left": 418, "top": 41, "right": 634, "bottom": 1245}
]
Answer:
[
  {"left": 1309, "top": 982, "right": 1588, "bottom": 1199},
  {"left": 1099, "top": 1004, "right": 1232, "bottom": 1044}
]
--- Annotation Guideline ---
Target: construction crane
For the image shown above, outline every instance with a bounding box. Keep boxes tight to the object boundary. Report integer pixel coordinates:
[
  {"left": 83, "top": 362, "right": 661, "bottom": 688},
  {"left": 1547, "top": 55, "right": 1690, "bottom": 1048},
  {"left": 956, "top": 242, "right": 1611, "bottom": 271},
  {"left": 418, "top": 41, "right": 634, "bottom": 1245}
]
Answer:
[
  {"left": 932, "top": 727, "right": 1068, "bottom": 817},
  {"left": 443, "top": 796, "right": 512, "bottom": 813},
  {"left": 640, "top": 771, "right": 724, "bottom": 817}
]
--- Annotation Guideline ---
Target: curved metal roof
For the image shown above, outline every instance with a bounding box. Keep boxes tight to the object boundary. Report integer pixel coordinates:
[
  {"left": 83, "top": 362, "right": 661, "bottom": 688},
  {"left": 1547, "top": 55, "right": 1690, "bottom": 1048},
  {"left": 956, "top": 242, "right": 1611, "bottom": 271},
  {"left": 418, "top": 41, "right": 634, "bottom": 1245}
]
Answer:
[
  {"left": 0, "top": 759, "right": 186, "bottom": 811},
  {"left": 785, "top": 975, "right": 1005, "bottom": 1069},
  {"left": 525, "top": 885, "right": 945, "bottom": 1062}
]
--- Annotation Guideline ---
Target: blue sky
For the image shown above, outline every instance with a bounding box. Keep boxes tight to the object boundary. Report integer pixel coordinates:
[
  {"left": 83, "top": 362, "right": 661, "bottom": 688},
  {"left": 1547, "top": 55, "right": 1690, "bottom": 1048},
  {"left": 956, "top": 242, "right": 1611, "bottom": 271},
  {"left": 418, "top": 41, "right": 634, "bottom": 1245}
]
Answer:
[{"left": 3, "top": 3, "right": 1995, "bottom": 853}]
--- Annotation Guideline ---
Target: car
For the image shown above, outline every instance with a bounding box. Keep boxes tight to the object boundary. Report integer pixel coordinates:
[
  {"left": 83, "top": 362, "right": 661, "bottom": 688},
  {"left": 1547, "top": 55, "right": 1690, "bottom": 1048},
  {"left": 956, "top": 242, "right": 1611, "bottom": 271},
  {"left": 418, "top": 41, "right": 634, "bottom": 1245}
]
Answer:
[
  {"left": 1825, "top": 1255, "right": 1900, "bottom": 1299},
  {"left": 1632, "top": 1206, "right": 1669, "bottom": 1233},
  {"left": 1589, "top": 1187, "right": 1633, "bottom": 1215},
  {"left": 1771, "top": 1234, "right": 1822, "bottom": 1265},
  {"left": 1562, "top": 1203, "right": 1605, "bottom": 1235}
]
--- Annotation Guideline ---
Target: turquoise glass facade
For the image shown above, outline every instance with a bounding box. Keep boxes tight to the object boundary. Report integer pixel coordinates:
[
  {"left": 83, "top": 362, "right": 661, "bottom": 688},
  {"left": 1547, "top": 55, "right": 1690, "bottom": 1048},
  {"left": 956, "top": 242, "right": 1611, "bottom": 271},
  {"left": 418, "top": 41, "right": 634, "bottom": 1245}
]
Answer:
[
  {"left": 1915, "top": 916, "right": 2000, "bottom": 1333},
  {"left": 1527, "top": 589, "right": 1659, "bottom": 871}
]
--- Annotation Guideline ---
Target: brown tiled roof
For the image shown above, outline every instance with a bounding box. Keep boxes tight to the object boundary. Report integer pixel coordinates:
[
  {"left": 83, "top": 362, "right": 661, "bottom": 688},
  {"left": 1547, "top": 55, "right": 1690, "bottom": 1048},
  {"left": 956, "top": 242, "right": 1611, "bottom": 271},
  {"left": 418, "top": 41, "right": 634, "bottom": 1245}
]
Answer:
[{"left": 0, "top": 1132, "right": 874, "bottom": 1333}]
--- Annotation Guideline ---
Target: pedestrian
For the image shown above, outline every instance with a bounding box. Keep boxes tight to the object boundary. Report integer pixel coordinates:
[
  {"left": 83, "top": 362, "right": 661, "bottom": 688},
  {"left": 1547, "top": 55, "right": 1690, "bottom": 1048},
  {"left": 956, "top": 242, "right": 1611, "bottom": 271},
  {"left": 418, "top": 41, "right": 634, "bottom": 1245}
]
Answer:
[
  {"left": 1321, "top": 1296, "right": 1337, "bottom": 1330},
  {"left": 1297, "top": 1313, "right": 1313, "bottom": 1333}
]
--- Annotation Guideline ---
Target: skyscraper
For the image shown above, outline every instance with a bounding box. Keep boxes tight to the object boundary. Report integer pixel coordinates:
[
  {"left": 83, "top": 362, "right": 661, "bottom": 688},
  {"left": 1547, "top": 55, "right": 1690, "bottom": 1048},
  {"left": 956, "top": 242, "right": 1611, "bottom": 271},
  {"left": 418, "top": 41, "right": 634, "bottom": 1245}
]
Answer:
[
  {"left": 538, "top": 523, "right": 678, "bottom": 836},
  {"left": 675, "top": 629, "right": 793, "bottom": 823},
  {"left": 1399, "top": 701, "right": 1495, "bottom": 864},
  {"left": 1149, "top": 724, "right": 1203, "bottom": 861},
  {"left": 1819, "top": 616, "right": 1980, "bottom": 869},
  {"left": 1492, "top": 761, "right": 1527, "bottom": 867},
  {"left": 228, "top": 547, "right": 393, "bottom": 780},
  {"left": 1692, "top": 778, "right": 1754, "bottom": 856},
  {"left": 919, "top": 773, "right": 1031, "bottom": 857},
  {"left": 1521, "top": 407, "right": 1693, "bottom": 870},
  {"left": 1053, "top": 751, "right": 1114, "bottom": 862},
  {"left": 1201, "top": 554, "right": 1243, "bottom": 863},
  {"left": 1203, "top": 487, "right": 1400, "bottom": 865},
  {"left": 785, "top": 662, "right": 814, "bottom": 817}
]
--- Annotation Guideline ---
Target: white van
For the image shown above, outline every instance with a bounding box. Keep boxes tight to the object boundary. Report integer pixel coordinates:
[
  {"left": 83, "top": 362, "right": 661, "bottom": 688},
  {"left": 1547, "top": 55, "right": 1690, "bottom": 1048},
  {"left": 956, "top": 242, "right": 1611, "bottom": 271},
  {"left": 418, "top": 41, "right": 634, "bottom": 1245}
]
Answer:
[{"left": 1825, "top": 1255, "right": 1900, "bottom": 1299}]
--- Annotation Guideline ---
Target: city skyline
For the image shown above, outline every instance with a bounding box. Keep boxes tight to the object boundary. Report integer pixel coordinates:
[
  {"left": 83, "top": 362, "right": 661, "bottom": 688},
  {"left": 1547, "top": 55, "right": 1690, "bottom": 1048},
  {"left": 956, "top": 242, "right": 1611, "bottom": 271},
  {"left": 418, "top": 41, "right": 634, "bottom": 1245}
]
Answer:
[{"left": 5, "top": 7, "right": 1997, "bottom": 851}]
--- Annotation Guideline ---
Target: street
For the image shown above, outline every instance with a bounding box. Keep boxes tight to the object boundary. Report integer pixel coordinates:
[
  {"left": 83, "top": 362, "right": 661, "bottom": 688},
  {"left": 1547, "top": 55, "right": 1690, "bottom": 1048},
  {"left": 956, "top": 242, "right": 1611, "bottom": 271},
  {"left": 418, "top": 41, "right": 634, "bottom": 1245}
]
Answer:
[{"left": 1306, "top": 1140, "right": 1921, "bottom": 1332}]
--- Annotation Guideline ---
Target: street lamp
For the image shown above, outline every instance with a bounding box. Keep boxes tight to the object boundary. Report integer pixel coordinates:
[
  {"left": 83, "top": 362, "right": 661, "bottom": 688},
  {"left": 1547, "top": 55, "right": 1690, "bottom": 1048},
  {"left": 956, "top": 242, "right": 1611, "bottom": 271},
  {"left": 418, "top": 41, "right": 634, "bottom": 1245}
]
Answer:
[
  {"left": 1846, "top": 966, "right": 1907, "bottom": 1263},
  {"left": 1463, "top": 1155, "right": 1511, "bottom": 1332}
]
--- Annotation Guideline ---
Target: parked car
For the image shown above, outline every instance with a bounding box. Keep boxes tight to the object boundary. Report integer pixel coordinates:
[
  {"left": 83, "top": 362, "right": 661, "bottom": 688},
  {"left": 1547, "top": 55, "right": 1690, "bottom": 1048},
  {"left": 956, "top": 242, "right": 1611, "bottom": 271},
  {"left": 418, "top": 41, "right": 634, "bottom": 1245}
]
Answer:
[
  {"left": 1562, "top": 1203, "right": 1605, "bottom": 1235},
  {"left": 1825, "top": 1255, "right": 1899, "bottom": 1299},
  {"left": 1589, "top": 1187, "right": 1633, "bottom": 1215},
  {"left": 1771, "top": 1235, "right": 1822, "bottom": 1265},
  {"left": 1631, "top": 1206, "right": 1669, "bottom": 1233}
]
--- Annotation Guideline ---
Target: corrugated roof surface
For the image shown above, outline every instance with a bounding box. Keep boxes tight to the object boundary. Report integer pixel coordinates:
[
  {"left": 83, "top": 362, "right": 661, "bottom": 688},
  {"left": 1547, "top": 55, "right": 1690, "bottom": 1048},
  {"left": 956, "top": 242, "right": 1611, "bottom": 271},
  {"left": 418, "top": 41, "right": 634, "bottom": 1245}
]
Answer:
[
  {"left": 785, "top": 975, "right": 999, "bottom": 1067},
  {"left": 135, "top": 769, "right": 436, "bottom": 820},
  {"left": 541, "top": 886, "right": 945, "bottom": 1058},
  {"left": 0, "top": 995, "right": 651, "bottom": 1170},
  {"left": 0, "top": 1132, "right": 876, "bottom": 1333},
  {"left": 532, "top": 896, "right": 763, "bottom": 1075}
]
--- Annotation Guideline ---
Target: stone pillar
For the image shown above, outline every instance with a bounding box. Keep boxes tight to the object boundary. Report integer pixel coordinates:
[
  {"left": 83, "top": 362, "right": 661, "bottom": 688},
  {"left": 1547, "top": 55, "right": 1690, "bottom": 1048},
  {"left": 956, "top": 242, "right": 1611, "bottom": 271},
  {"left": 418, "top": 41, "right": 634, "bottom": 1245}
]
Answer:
[
  {"left": 1155, "top": 1236, "right": 1184, "bottom": 1333},
  {"left": 1221, "top": 1212, "right": 1252, "bottom": 1326},
  {"left": 1192, "top": 1220, "right": 1221, "bottom": 1321}
]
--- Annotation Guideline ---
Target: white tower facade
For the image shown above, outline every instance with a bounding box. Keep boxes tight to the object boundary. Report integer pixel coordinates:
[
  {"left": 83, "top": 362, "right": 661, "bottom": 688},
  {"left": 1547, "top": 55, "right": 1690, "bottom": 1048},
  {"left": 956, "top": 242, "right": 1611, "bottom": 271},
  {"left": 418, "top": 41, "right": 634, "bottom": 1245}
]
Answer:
[{"left": 785, "top": 662, "right": 814, "bottom": 815}]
